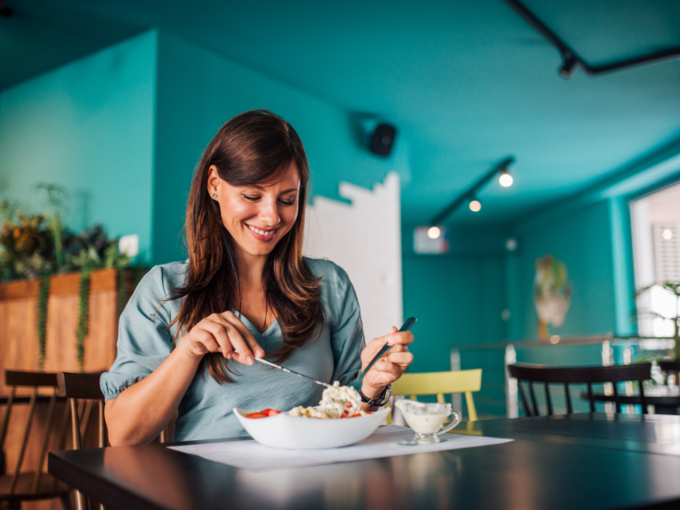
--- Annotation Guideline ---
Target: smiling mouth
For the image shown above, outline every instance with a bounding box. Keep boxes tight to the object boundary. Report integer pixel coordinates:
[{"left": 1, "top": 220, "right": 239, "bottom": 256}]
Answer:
[{"left": 246, "top": 224, "right": 277, "bottom": 238}]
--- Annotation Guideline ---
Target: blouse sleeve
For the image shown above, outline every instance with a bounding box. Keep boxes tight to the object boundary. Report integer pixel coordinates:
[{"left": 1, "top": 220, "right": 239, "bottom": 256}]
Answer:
[
  {"left": 99, "top": 266, "right": 175, "bottom": 401},
  {"left": 326, "top": 263, "right": 366, "bottom": 386}
]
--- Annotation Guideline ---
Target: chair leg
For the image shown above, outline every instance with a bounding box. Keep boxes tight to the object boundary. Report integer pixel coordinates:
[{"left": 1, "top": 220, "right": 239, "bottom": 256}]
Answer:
[
  {"left": 464, "top": 392, "right": 478, "bottom": 422},
  {"left": 60, "top": 492, "right": 74, "bottom": 510},
  {"left": 74, "top": 489, "right": 88, "bottom": 510}
]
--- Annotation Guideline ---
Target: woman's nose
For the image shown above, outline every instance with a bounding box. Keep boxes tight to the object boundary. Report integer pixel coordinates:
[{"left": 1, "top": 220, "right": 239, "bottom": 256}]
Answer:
[{"left": 259, "top": 199, "right": 280, "bottom": 226}]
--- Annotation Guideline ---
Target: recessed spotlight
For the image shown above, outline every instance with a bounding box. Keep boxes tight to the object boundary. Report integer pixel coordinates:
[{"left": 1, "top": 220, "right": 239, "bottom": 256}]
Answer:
[
  {"left": 469, "top": 200, "right": 481, "bottom": 212},
  {"left": 662, "top": 229, "right": 673, "bottom": 240}
]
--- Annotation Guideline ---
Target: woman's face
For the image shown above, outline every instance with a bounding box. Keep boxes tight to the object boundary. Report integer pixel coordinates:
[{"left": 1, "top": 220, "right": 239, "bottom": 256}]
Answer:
[{"left": 208, "top": 162, "right": 301, "bottom": 262}]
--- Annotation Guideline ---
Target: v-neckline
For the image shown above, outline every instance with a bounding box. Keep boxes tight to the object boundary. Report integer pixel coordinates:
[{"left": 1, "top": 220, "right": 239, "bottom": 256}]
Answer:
[{"left": 232, "top": 309, "right": 279, "bottom": 337}]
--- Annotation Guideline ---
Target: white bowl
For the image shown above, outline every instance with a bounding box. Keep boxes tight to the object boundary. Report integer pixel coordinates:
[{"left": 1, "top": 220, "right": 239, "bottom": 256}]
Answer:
[{"left": 234, "top": 407, "right": 391, "bottom": 450}]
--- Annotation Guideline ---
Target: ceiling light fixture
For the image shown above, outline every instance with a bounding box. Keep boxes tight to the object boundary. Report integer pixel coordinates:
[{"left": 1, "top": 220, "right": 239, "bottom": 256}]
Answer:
[
  {"left": 559, "top": 54, "right": 579, "bottom": 79},
  {"left": 427, "top": 226, "right": 441, "bottom": 239},
  {"left": 499, "top": 165, "right": 514, "bottom": 187},
  {"left": 429, "top": 156, "right": 515, "bottom": 225}
]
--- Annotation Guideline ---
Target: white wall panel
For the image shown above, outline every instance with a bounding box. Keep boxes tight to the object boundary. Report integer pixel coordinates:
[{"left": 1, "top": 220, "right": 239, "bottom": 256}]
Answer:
[{"left": 304, "top": 172, "right": 402, "bottom": 343}]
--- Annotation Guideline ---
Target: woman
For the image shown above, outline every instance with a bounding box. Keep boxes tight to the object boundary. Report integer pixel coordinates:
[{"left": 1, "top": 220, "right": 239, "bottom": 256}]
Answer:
[{"left": 102, "top": 110, "right": 414, "bottom": 446}]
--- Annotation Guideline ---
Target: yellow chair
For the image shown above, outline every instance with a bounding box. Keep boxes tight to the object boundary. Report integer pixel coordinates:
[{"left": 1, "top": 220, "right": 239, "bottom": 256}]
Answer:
[{"left": 389, "top": 369, "right": 482, "bottom": 423}]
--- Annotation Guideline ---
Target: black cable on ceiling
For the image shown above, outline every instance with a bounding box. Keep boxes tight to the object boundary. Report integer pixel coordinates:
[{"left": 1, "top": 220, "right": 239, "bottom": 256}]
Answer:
[{"left": 504, "top": 0, "right": 680, "bottom": 78}]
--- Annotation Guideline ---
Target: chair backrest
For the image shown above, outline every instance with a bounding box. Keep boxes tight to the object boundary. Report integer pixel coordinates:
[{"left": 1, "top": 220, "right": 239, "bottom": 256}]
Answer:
[
  {"left": 0, "top": 371, "right": 60, "bottom": 496},
  {"left": 659, "top": 360, "right": 680, "bottom": 372},
  {"left": 659, "top": 361, "right": 680, "bottom": 386},
  {"left": 392, "top": 369, "right": 482, "bottom": 421},
  {"left": 507, "top": 363, "right": 652, "bottom": 416},
  {"left": 57, "top": 372, "right": 108, "bottom": 510}
]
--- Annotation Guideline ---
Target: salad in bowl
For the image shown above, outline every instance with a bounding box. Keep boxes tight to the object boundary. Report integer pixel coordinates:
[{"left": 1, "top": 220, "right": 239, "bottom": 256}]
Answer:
[{"left": 234, "top": 382, "right": 389, "bottom": 449}]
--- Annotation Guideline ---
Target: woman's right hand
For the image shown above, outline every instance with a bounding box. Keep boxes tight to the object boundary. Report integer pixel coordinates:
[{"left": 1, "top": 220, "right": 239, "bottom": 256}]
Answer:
[{"left": 180, "top": 311, "right": 264, "bottom": 365}]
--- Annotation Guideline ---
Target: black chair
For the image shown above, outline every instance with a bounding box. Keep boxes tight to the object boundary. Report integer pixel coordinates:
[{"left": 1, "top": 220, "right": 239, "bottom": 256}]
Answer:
[
  {"left": 57, "top": 372, "right": 107, "bottom": 510},
  {"left": 0, "top": 370, "right": 71, "bottom": 510},
  {"left": 507, "top": 363, "right": 652, "bottom": 417},
  {"left": 659, "top": 360, "right": 680, "bottom": 382}
]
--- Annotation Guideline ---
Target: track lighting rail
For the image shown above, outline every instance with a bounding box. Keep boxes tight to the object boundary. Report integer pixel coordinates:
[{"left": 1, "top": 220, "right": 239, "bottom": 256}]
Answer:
[
  {"left": 504, "top": 0, "right": 680, "bottom": 78},
  {"left": 430, "top": 157, "right": 514, "bottom": 225}
]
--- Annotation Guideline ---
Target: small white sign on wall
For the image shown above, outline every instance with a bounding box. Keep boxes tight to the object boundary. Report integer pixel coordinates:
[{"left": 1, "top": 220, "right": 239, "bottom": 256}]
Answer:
[
  {"left": 303, "top": 172, "right": 403, "bottom": 343},
  {"left": 119, "top": 234, "right": 139, "bottom": 258}
]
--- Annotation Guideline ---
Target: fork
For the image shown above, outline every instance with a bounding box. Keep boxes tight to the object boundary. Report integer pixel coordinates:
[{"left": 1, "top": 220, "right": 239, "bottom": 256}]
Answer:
[{"left": 348, "top": 317, "right": 417, "bottom": 392}]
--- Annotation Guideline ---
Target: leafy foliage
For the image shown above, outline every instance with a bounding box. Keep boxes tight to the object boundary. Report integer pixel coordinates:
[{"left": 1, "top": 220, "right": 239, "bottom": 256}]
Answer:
[
  {"left": 0, "top": 187, "right": 136, "bottom": 371},
  {"left": 37, "top": 275, "right": 50, "bottom": 369},
  {"left": 0, "top": 205, "right": 55, "bottom": 280}
]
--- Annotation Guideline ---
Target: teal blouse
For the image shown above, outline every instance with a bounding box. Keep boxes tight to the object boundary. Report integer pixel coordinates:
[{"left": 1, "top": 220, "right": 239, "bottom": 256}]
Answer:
[{"left": 100, "top": 258, "right": 365, "bottom": 442}]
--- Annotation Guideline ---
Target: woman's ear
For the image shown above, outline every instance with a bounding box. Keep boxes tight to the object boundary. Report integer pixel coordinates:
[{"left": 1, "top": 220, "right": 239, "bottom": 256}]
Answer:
[{"left": 207, "top": 165, "right": 221, "bottom": 197}]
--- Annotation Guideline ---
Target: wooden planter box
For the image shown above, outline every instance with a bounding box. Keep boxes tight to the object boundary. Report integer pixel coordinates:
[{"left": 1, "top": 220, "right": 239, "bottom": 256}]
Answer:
[{"left": 0, "top": 268, "right": 126, "bottom": 396}]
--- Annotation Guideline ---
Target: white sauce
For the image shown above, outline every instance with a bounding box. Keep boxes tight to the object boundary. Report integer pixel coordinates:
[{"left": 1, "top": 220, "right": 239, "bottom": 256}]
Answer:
[{"left": 400, "top": 411, "right": 449, "bottom": 434}]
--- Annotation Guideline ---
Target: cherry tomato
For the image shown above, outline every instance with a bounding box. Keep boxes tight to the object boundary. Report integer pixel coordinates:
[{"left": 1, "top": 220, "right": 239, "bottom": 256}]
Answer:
[
  {"left": 262, "top": 409, "right": 281, "bottom": 417},
  {"left": 245, "top": 412, "right": 268, "bottom": 419}
]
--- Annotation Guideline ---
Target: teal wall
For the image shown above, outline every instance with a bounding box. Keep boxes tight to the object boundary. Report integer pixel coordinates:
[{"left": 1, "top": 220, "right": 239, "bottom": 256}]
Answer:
[
  {"left": 514, "top": 199, "right": 617, "bottom": 341},
  {"left": 401, "top": 227, "right": 510, "bottom": 415},
  {"left": 0, "top": 32, "right": 157, "bottom": 262},
  {"left": 152, "top": 32, "right": 411, "bottom": 265}
]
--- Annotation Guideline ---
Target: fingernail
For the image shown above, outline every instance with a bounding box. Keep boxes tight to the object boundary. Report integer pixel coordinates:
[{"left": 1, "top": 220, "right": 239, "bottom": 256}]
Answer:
[
  {"left": 225, "top": 353, "right": 232, "bottom": 359},
  {"left": 256, "top": 349, "right": 264, "bottom": 358},
  {"left": 247, "top": 356, "right": 254, "bottom": 365}
]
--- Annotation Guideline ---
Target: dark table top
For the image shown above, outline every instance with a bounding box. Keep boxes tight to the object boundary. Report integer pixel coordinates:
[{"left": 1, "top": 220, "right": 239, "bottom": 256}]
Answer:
[{"left": 49, "top": 413, "right": 680, "bottom": 510}]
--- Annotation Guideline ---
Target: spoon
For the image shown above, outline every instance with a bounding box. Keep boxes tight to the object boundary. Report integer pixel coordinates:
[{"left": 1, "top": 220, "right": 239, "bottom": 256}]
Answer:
[{"left": 348, "top": 317, "right": 417, "bottom": 392}]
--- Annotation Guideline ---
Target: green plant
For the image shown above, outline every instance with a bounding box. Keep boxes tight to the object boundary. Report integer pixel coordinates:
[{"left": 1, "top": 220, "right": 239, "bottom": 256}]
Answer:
[
  {"left": 37, "top": 275, "right": 50, "bottom": 369},
  {"left": 70, "top": 230, "right": 130, "bottom": 371},
  {"left": 36, "top": 183, "right": 67, "bottom": 268},
  {"left": 76, "top": 269, "right": 91, "bottom": 372},
  {"left": 0, "top": 208, "right": 55, "bottom": 280}
]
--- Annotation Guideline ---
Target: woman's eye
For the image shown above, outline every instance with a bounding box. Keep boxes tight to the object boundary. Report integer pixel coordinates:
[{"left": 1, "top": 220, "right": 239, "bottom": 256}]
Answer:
[
  {"left": 279, "top": 198, "right": 296, "bottom": 206},
  {"left": 242, "top": 195, "right": 260, "bottom": 201}
]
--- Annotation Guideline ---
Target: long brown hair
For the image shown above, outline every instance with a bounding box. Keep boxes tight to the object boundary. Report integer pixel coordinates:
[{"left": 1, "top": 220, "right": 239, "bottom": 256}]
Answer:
[{"left": 169, "top": 110, "right": 324, "bottom": 383}]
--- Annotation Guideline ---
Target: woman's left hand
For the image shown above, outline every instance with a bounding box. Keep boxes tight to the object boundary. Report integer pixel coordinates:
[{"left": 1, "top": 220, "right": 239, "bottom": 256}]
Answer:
[{"left": 360, "top": 326, "right": 414, "bottom": 399}]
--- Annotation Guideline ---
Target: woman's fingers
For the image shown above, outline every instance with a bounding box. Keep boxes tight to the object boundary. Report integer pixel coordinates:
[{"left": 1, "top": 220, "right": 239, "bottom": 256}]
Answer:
[
  {"left": 202, "top": 318, "right": 235, "bottom": 359},
  {"left": 204, "top": 314, "right": 256, "bottom": 365},
  {"left": 384, "top": 330, "right": 414, "bottom": 347},
  {"left": 221, "top": 312, "right": 264, "bottom": 359},
  {"left": 372, "top": 359, "right": 406, "bottom": 377},
  {"left": 385, "top": 351, "right": 413, "bottom": 367},
  {"left": 192, "top": 329, "right": 221, "bottom": 355}
]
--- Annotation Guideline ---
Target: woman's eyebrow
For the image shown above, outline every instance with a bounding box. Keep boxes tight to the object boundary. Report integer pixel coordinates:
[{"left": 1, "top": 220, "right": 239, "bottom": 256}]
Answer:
[{"left": 248, "top": 185, "right": 297, "bottom": 193}]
